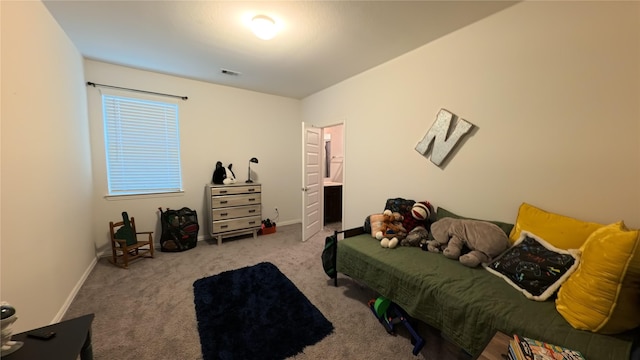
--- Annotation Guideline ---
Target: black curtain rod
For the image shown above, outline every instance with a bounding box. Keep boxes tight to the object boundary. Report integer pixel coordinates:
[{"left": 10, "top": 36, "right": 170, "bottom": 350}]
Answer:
[{"left": 86, "top": 82, "right": 188, "bottom": 101}]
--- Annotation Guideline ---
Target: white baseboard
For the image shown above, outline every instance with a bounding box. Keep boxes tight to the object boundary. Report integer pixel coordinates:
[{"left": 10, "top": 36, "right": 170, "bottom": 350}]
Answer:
[
  {"left": 275, "top": 219, "right": 300, "bottom": 226},
  {"left": 95, "top": 221, "right": 302, "bottom": 257},
  {"left": 62, "top": 221, "right": 304, "bottom": 321},
  {"left": 53, "top": 256, "right": 98, "bottom": 323}
]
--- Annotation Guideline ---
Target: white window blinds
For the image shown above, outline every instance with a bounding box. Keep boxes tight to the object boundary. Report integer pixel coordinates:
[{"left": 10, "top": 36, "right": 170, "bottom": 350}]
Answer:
[{"left": 102, "top": 94, "right": 183, "bottom": 196}]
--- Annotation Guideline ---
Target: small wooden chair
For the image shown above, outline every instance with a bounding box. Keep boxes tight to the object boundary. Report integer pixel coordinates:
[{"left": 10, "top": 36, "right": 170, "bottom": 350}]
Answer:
[{"left": 109, "top": 216, "right": 154, "bottom": 268}]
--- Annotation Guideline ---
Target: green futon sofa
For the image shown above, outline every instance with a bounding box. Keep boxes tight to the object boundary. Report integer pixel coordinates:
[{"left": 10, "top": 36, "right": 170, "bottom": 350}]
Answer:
[{"left": 335, "top": 227, "right": 640, "bottom": 360}]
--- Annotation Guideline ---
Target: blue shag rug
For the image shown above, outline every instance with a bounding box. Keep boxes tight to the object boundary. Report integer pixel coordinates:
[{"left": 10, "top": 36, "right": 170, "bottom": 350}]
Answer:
[{"left": 193, "top": 262, "right": 334, "bottom": 360}]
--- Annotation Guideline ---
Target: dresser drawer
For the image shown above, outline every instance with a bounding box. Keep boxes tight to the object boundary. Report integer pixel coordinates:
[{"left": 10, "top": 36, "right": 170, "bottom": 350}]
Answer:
[
  {"left": 211, "top": 193, "right": 261, "bottom": 208},
  {"left": 212, "top": 216, "right": 261, "bottom": 234},
  {"left": 210, "top": 185, "right": 261, "bottom": 196},
  {"left": 212, "top": 205, "right": 261, "bottom": 220},
  {"left": 206, "top": 183, "right": 262, "bottom": 245}
]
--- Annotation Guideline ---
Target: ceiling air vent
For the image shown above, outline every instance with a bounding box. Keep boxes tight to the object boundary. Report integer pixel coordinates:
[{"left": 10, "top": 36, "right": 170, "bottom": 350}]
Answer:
[{"left": 220, "top": 68, "right": 242, "bottom": 76}]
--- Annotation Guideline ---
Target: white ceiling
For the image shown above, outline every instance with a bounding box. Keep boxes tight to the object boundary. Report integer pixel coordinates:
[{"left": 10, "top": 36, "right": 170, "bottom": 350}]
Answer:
[{"left": 43, "top": 1, "right": 517, "bottom": 99}]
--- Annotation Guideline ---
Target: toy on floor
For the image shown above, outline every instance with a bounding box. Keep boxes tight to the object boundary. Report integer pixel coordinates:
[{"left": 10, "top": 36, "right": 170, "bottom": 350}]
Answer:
[{"left": 368, "top": 297, "right": 425, "bottom": 356}]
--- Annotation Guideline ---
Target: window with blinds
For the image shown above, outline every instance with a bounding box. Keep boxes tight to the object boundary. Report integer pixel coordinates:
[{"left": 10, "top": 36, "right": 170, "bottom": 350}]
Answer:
[{"left": 102, "top": 94, "right": 183, "bottom": 196}]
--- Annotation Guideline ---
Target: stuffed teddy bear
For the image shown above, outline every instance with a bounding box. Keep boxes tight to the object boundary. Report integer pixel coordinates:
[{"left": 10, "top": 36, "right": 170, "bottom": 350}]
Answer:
[
  {"left": 426, "top": 217, "right": 509, "bottom": 267},
  {"left": 370, "top": 210, "right": 407, "bottom": 249},
  {"left": 212, "top": 161, "right": 236, "bottom": 185}
]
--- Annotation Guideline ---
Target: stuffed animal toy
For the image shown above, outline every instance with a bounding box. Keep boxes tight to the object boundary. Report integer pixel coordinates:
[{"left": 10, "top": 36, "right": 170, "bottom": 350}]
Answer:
[
  {"left": 212, "top": 161, "right": 237, "bottom": 185},
  {"left": 426, "top": 240, "right": 446, "bottom": 253},
  {"left": 370, "top": 210, "right": 407, "bottom": 249},
  {"left": 376, "top": 210, "right": 407, "bottom": 239},
  {"left": 411, "top": 202, "right": 431, "bottom": 221},
  {"left": 402, "top": 201, "right": 433, "bottom": 233},
  {"left": 399, "top": 201, "right": 433, "bottom": 247},
  {"left": 427, "top": 217, "right": 510, "bottom": 267},
  {"left": 380, "top": 237, "right": 399, "bottom": 249},
  {"left": 369, "top": 213, "right": 385, "bottom": 237},
  {"left": 401, "top": 226, "right": 429, "bottom": 247}
]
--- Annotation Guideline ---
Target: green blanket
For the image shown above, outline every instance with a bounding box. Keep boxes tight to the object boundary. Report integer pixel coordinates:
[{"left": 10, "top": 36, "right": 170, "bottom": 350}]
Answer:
[{"left": 337, "top": 233, "right": 638, "bottom": 360}]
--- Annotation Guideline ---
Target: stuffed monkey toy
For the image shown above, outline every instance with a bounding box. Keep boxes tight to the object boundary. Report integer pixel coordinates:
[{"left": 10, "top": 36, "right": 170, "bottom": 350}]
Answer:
[{"left": 370, "top": 210, "right": 407, "bottom": 248}]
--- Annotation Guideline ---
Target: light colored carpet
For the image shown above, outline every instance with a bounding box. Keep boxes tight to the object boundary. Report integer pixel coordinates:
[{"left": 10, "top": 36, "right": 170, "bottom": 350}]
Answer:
[{"left": 63, "top": 223, "right": 472, "bottom": 360}]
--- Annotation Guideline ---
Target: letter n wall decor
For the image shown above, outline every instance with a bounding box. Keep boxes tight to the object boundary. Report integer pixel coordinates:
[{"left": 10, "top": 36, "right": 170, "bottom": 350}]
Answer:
[{"left": 415, "top": 109, "right": 475, "bottom": 167}]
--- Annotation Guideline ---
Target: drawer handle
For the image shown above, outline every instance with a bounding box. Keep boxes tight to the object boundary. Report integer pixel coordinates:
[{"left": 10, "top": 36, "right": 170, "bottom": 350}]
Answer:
[
  {"left": 220, "top": 200, "right": 228, "bottom": 204},
  {"left": 220, "top": 190, "right": 228, "bottom": 194},
  {"left": 248, "top": 188, "right": 255, "bottom": 192},
  {"left": 248, "top": 221, "right": 256, "bottom": 225},
  {"left": 248, "top": 209, "right": 256, "bottom": 213},
  {"left": 221, "top": 225, "right": 228, "bottom": 229},
  {"left": 220, "top": 213, "right": 228, "bottom": 216},
  {"left": 248, "top": 198, "right": 256, "bottom": 202}
]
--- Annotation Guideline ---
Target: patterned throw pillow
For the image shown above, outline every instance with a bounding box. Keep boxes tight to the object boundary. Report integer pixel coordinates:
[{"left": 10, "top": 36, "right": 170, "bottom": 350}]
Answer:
[{"left": 485, "top": 231, "right": 580, "bottom": 301}]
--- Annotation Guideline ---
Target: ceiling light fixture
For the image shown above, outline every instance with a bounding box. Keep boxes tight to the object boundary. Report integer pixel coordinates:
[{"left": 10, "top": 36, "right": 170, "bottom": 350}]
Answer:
[{"left": 251, "top": 15, "right": 277, "bottom": 40}]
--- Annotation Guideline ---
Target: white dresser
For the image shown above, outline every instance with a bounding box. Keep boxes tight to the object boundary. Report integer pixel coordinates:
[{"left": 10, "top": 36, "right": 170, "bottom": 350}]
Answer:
[{"left": 206, "top": 183, "right": 262, "bottom": 245}]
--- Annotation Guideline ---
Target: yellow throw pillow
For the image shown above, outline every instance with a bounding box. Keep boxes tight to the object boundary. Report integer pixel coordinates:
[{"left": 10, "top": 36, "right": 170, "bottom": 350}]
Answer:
[
  {"left": 555, "top": 222, "right": 640, "bottom": 334},
  {"left": 509, "top": 203, "right": 606, "bottom": 249}
]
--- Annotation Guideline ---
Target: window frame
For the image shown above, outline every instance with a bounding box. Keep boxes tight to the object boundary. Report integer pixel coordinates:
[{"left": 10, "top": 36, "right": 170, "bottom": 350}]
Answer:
[{"left": 101, "top": 91, "right": 184, "bottom": 197}]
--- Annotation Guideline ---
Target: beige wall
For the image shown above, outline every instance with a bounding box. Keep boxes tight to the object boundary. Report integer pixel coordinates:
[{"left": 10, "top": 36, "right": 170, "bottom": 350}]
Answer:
[
  {"left": 85, "top": 60, "right": 302, "bottom": 253},
  {"left": 302, "top": 1, "right": 640, "bottom": 230},
  {"left": 2, "top": 0, "right": 639, "bottom": 334},
  {"left": 1, "top": 1, "right": 96, "bottom": 332},
  {"left": 1, "top": 1, "right": 302, "bottom": 331}
]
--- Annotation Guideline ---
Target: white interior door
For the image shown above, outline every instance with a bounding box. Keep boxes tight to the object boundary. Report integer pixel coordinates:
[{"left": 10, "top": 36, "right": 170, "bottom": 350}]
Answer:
[{"left": 302, "top": 123, "right": 322, "bottom": 241}]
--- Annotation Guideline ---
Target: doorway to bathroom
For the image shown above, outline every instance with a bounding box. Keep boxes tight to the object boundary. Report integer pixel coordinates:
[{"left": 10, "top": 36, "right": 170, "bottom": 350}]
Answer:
[{"left": 322, "top": 124, "right": 343, "bottom": 232}]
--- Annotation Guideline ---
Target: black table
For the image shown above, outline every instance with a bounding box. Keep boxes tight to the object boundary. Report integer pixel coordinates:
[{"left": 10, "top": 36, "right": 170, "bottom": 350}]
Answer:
[{"left": 5, "top": 313, "right": 94, "bottom": 360}]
